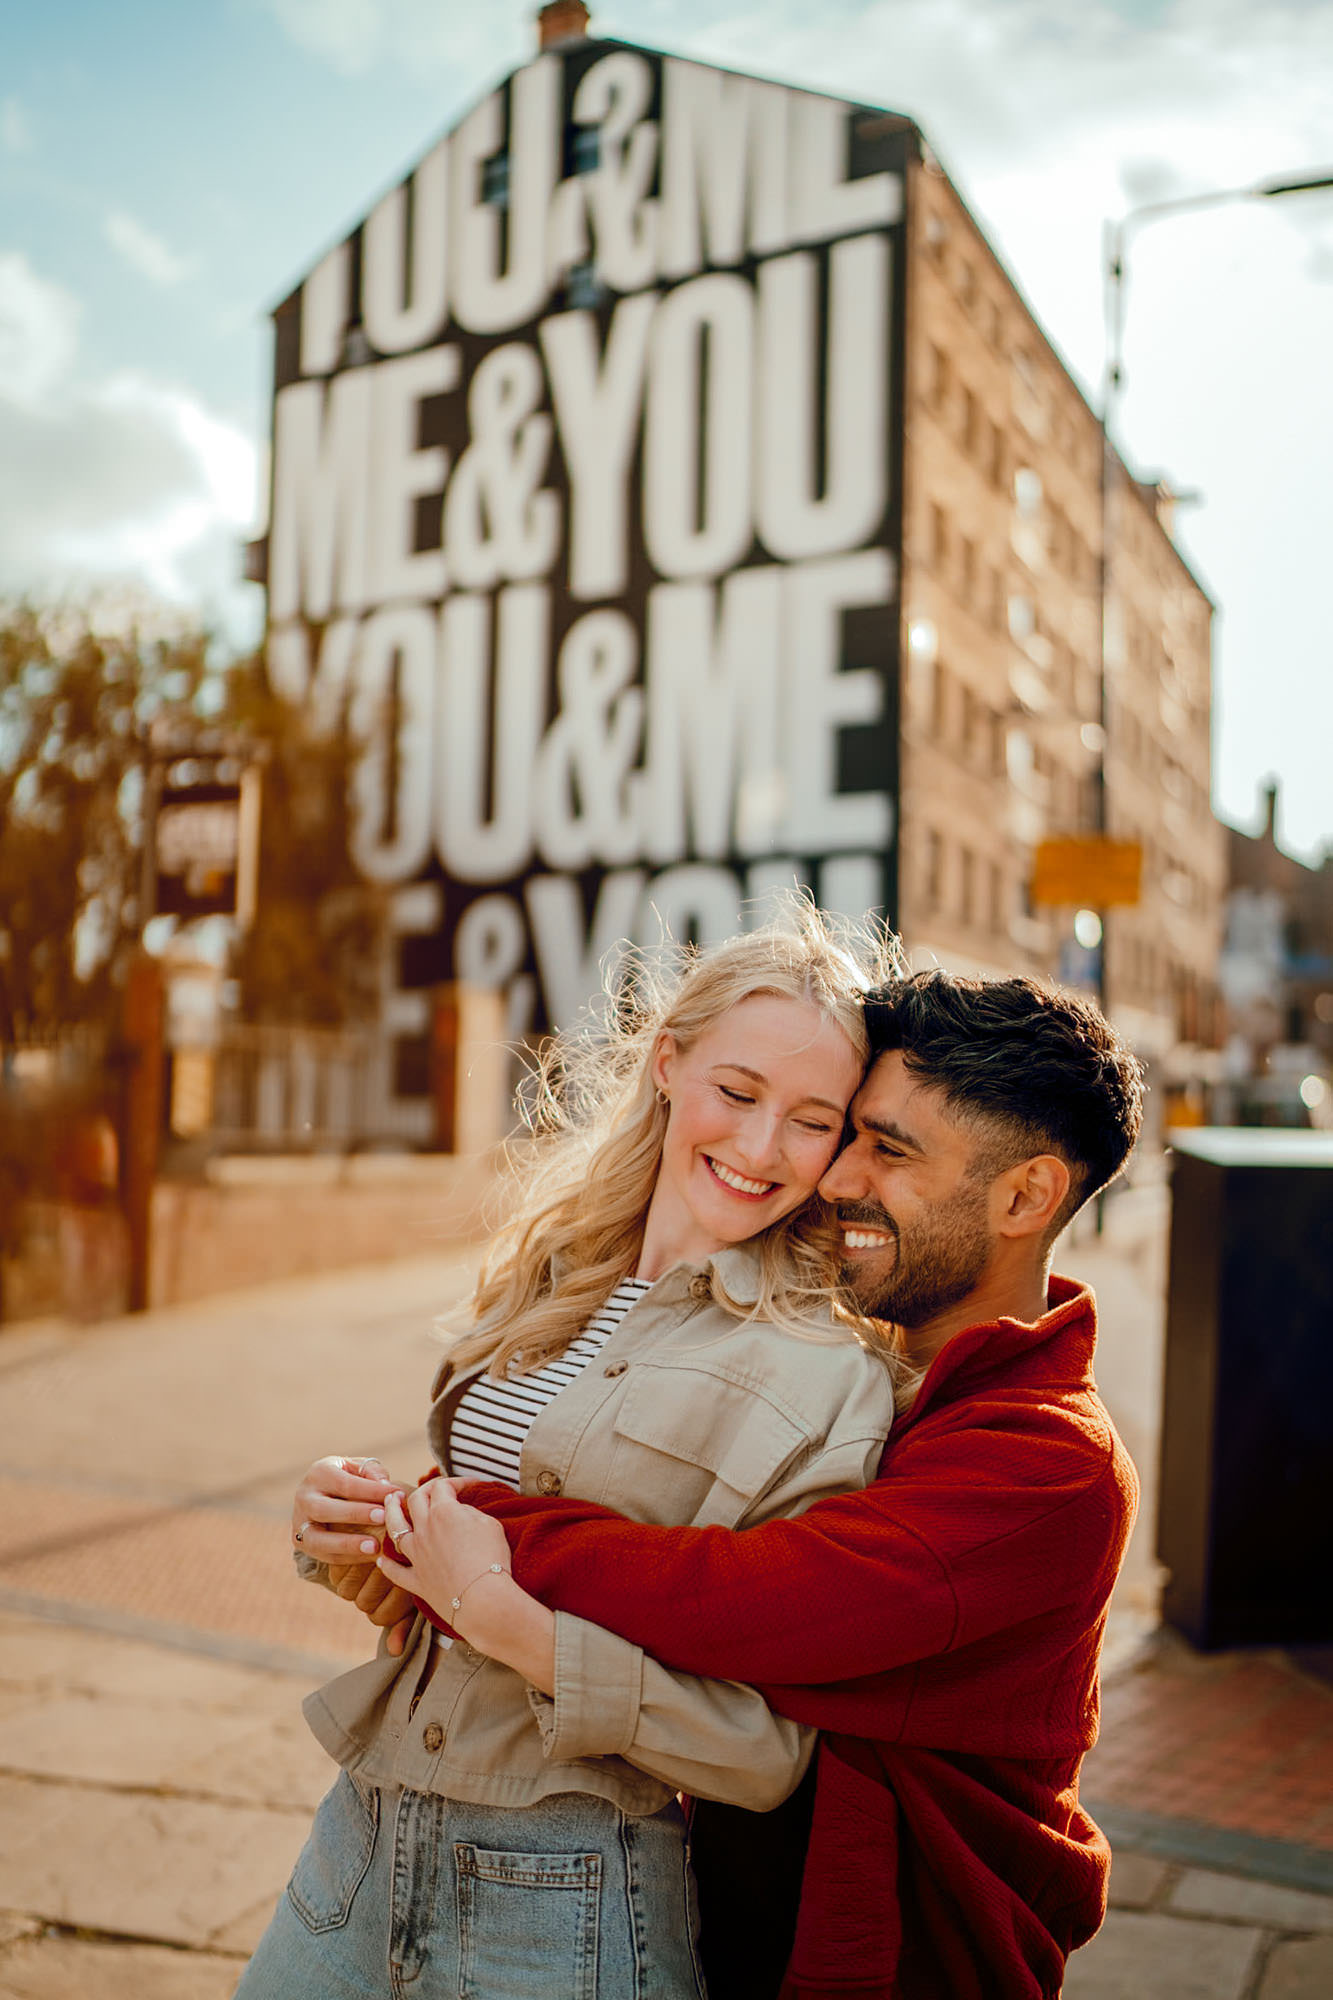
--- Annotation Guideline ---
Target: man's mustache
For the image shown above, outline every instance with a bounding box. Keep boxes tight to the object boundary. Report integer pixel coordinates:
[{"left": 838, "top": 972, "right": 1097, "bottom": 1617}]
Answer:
[{"left": 835, "top": 1201, "right": 898, "bottom": 1240}]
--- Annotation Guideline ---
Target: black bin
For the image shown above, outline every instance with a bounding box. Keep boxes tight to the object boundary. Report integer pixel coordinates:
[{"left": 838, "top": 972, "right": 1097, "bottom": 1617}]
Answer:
[{"left": 1158, "top": 1128, "right": 1333, "bottom": 1650}]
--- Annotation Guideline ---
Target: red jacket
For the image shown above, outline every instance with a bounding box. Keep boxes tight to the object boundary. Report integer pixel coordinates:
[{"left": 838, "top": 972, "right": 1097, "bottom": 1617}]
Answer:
[{"left": 460, "top": 1277, "right": 1137, "bottom": 1999}]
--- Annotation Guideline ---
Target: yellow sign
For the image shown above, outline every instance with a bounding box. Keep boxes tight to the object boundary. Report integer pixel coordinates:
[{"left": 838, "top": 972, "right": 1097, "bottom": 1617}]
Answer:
[{"left": 1030, "top": 837, "right": 1143, "bottom": 908}]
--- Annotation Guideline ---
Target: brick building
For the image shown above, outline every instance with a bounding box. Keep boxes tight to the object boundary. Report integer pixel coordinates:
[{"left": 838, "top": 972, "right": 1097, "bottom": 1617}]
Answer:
[
  {"left": 897, "top": 152, "right": 1225, "bottom": 1088},
  {"left": 1218, "top": 782, "right": 1333, "bottom": 1124}
]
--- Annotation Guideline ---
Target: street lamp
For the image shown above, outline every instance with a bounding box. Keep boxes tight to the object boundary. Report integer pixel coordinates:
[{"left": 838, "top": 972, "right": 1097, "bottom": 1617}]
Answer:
[{"left": 1093, "top": 166, "right": 1333, "bottom": 1006}]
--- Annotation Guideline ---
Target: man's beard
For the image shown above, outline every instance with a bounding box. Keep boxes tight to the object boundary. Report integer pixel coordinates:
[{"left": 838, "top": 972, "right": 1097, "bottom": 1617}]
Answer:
[{"left": 838, "top": 1184, "right": 992, "bottom": 1328}]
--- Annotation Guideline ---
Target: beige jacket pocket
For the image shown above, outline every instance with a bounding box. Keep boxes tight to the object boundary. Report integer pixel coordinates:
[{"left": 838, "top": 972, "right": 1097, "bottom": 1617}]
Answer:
[{"left": 605, "top": 1366, "right": 810, "bottom": 1528}]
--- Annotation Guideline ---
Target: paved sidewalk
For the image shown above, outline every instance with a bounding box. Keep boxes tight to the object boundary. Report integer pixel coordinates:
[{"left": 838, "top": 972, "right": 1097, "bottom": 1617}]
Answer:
[{"left": 0, "top": 1238, "right": 1328, "bottom": 1997}]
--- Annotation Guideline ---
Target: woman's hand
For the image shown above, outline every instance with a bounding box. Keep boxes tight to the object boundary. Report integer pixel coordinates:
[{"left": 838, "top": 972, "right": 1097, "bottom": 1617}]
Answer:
[
  {"left": 291, "top": 1454, "right": 402, "bottom": 1565},
  {"left": 377, "top": 1482, "right": 556, "bottom": 1690},
  {"left": 377, "top": 1480, "right": 511, "bottom": 1623}
]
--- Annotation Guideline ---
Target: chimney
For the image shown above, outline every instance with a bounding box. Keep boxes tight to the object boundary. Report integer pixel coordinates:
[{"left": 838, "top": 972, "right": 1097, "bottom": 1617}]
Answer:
[
  {"left": 537, "top": 1, "right": 590, "bottom": 49},
  {"left": 1263, "top": 780, "right": 1279, "bottom": 843}
]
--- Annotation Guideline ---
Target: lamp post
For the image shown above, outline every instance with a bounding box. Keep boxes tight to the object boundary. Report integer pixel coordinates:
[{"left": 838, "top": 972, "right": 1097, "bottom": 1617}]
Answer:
[{"left": 1093, "top": 167, "right": 1333, "bottom": 1009}]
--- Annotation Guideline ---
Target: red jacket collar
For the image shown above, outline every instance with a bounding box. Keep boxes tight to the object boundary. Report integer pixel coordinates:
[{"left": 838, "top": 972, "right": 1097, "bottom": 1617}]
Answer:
[{"left": 895, "top": 1274, "right": 1098, "bottom": 1432}]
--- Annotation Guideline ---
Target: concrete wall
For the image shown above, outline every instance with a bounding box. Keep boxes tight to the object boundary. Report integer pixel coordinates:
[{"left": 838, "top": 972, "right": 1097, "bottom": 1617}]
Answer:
[{"left": 147, "top": 1153, "right": 501, "bottom": 1310}]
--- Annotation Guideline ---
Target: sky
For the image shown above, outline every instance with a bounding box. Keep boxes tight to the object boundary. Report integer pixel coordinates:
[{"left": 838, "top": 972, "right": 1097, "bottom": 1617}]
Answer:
[{"left": 2, "top": 0, "right": 1331, "bottom": 856}]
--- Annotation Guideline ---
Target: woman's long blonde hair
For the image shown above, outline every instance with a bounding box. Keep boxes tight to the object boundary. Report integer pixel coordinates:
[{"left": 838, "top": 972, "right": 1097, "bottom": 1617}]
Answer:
[{"left": 445, "top": 902, "right": 907, "bottom": 1382}]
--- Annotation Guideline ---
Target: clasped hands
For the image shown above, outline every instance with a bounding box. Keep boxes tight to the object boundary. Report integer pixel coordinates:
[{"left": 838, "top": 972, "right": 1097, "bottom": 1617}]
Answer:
[{"left": 291, "top": 1455, "right": 513, "bottom": 1656}]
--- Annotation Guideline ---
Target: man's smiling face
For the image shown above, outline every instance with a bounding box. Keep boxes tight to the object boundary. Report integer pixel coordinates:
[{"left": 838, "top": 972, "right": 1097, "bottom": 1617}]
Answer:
[{"left": 818, "top": 1050, "right": 998, "bottom": 1329}]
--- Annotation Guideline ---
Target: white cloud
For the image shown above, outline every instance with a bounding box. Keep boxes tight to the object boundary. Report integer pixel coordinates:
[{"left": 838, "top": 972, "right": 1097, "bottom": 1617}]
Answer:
[
  {"left": 104, "top": 209, "right": 196, "bottom": 288},
  {"left": 265, "top": 0, "right": 387, "bottom": 75},
  {"left": 261, "top": 0, "right": 523, "bottom": 80},
  {"left": 0, "top": 253, "right": 257, "bottom": 614},
  {"left": 0, "top": 253, "right": 79, "bottom": 403},
  {"left": 1, "top": 95, "right": 32, "bottom": 154}
]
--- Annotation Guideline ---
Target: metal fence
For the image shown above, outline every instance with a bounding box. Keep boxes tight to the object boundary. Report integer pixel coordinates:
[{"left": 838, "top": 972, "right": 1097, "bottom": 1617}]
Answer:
[{"left": 207, "top": 1023, "right": 381, "bottom": 1149}]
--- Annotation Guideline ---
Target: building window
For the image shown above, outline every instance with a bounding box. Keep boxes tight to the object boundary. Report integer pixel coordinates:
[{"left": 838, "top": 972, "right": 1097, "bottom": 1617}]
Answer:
[
  {"left": 925, "top": 829, "right": 943, "bottom": 907},
  {"left": 564, "top": 261, "right": 606, "bottom": 310},
  {"left": 567, "top": 124, "right": 600, "bottom": 175},
  {"left": 960, "top": 683, "right": 977, "bottom": 758},
  {"left": 989, "top": 420, "right": 1006, "bottom": 491},
  {"left": 1014, "top": 466, "right": 1043, "bottom": 517},
  {"left": 959, "top": 847, "right": 975, "bottom": 925},
  {"left": 990, "top": 709, "right": 1007, "bottom": 776},
  {"left": 480, "top": 152, "right": 510, "bottom": 207},
  {"left": 989, "top": 862, "right": 1005, "bottom": 931},
  {"left": 1008, "top": 595, "right": 1035, "bottom": 643},
  {"left": 958, "top": 536, "right": 976, "bottom": 604},
  {"left": 931, "top": 660, "right": 948, "bottom": 738},
  {"left": 929, "top": 343, "right": 953, "bottom": 415},
  {"left": 929, "top": 501, "right": 949, "bottom": 572},
  {"left": 988, "top": 565, "right": 1006, "bottom": 631},
  {"left": 961, "top": 387, "right": 979, "bottom": 456}
]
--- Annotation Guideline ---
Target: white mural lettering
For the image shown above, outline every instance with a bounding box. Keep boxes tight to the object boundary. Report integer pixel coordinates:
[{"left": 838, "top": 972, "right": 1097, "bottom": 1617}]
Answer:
[
  {"left": 541, "top": 293, "right": 654, "bottom": 601},
  {"left": 452, "top": 59, "right": 559, "bottom": 335},
  {"left": 436, "top": 587, "right": 547, "bottom": 883},
  {"left": 643, "top": 273, "right": 753, "bottom": 579},
  {"left": 443, "top": 343, "right": 560, "bottom": 588},
  {"left": 362, "top": 136, "right": 451, "bottom": 355},
  {"left": 348, "top": 604, "right": 437, "bottom": 884}
]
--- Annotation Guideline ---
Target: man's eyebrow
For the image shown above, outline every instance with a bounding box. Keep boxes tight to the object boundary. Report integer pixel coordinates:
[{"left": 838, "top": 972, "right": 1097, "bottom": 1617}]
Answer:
[
  {"left": 711, "top": 1063, "right": 846, "bottom": 1117},
  {"left": 859, "top": 1113, "right": 926, "bottom": 1152}
]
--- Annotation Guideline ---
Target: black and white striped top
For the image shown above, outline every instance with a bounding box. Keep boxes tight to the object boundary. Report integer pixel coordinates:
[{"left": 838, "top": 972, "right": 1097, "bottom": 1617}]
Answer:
[{"left": 446, "top": 1278, "right": 653, "bottom": 1489}]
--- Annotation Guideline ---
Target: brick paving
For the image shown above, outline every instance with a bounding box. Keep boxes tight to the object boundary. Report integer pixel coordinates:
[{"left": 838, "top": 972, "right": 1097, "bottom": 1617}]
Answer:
[
  {"left": 1084, "top": 1633, "right": 1333, "bottom": 1854},
  {"left": 0, "top": 1472, "right": 368, "bottom": 1666}
]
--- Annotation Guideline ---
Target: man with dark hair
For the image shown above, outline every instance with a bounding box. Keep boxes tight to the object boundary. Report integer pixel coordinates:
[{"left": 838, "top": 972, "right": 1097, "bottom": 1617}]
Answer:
[{"left": 364, "top": 971, "right": 1146, "bottom": 1998}]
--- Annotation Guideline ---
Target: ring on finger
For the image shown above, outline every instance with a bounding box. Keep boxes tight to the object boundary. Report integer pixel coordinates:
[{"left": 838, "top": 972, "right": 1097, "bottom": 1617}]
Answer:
[
  {"left": 294, "top": 1520, "right": 312, "bottom": 1545},
  {"left": 390, "top": 1526, "right": 414, "bottom": 1551}
]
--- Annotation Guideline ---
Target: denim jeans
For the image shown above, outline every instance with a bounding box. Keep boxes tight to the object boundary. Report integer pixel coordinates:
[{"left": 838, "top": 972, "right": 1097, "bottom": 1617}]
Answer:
[{"left": 233, "top": 1773, "right": 708, "bottom": 1999}]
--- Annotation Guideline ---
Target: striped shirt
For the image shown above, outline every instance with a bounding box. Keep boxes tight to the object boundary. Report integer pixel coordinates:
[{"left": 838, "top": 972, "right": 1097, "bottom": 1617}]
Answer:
[{"left": 446, "top": 1278, "right": 654, "bottom": 1489}]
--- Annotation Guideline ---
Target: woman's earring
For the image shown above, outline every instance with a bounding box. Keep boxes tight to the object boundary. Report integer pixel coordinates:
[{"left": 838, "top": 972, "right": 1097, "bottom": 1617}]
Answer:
[{"left": 656, "top": 1088, "right": 669, "bottom": 1106}]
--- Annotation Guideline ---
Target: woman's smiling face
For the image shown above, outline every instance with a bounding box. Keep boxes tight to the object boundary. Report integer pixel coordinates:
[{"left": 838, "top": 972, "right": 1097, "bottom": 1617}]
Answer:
[{"left": 638, "top": 991, "right": 863, "bottom": 1275}]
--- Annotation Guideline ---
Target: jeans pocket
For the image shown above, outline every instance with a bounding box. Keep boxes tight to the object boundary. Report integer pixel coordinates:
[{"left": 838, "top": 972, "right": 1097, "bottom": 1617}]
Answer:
[
  {"left": 456, "top": 1843, "right": 602, "bottom": 2000},
  {"left": 286, "top": 1772, "right": 380, "bottom": 1935}
]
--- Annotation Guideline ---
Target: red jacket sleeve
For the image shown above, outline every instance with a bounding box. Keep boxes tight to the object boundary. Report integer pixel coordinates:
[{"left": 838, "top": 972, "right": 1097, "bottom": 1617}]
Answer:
[{"left": 457, "top": 1397, "right": 1133, "bottom": 1691}]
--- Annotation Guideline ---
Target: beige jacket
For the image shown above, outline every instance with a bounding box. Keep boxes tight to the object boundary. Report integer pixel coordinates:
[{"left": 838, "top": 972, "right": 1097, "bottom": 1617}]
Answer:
[{"left": 301, "top": 1244, "right": 894, "bottom": 1814}]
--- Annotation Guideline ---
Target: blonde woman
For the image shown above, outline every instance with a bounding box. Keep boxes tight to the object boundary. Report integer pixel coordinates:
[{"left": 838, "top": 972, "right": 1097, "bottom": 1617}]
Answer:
[{"left": 240, "top": 910, "right": 903, "bottom": 2000}]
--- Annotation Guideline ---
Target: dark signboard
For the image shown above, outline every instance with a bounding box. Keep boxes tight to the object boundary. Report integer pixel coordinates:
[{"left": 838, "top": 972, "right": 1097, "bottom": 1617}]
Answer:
[
  {"left": 265, "top": 41, "right": 910, "bottom": 1090},
  {"left": 154, "top": 780, "right": 243, "bottom": 920}
]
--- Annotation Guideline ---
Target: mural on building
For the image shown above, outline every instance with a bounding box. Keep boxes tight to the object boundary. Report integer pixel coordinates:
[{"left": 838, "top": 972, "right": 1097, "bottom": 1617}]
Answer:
[{"left": 264, "top": 40, "right": 909, "bottom": 1123}]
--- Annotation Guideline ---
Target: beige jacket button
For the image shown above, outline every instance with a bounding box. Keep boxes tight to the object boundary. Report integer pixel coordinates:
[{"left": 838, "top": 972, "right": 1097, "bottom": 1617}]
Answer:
[
  {"left": 536, "top": 1470, "right": 563, "bottom": 1495},
  {"left": 603, "top": 1360, "right": 628, "bottom": 1377},
  {"left": 688, "top": 1272, "right": 712, "bottom": 1301},
  {"left": 422, "top": 1722, "right": 443, "bottom": 1752}
]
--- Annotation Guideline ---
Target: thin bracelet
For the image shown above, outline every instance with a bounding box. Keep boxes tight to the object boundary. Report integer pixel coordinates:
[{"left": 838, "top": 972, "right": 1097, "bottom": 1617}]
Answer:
[{"left": 450, "top": 1563, "right": 510, "bottom": 1617}]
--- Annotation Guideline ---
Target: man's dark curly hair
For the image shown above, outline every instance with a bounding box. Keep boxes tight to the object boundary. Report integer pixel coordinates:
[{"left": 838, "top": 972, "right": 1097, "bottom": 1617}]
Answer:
[{"left": 863, "top": 970, "right": 1145, "bottom": 1227}]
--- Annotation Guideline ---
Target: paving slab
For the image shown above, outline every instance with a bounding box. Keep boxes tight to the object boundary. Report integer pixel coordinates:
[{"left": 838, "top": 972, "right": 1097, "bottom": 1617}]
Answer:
[
  {"left": 0, "top": 1690, "right": 281, "bottom": 1790},
  {"left": 1063, "top": 1909, "right": 1263, "bottom": 1999},
  {"left": 206, "top": 1891, "right": 285, "bottom": 1957},
  {"left": 1259, "top": 1934, "right": 1333, "bottom": 2000},
  {"left": 1106, "top": 1850, "right": 1172, "bottom": 1909},
  {"left": 0, "top": 1934, "right": 243, "bottom": 1999},
  {"left": 1169, "top": 1868, "right": 1333, "bottom": 1932},
  {"left": 0, "top": 1614, "right": 307, "bottom": 1708},
  {"left": 162, "top": 1717, "right": 336, "bottom": 1813},
  {"left": 0, "top": 1774, "right": 307, "bottom": 1949}
]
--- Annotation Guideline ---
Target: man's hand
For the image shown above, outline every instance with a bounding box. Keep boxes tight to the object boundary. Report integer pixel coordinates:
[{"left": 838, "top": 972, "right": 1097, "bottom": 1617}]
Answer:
[{"left": 327, "top": 1558, "right": 417, "bottom": 1634}]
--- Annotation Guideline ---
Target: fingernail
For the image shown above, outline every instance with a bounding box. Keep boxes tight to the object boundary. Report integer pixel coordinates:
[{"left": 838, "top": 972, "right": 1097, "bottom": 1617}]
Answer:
[
  {"left": 370, "top": 1507, "right": 385, "bottom": 1523},
  {"left": 360, "top": 1538, "right": 377, "bottom": 1554}
]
